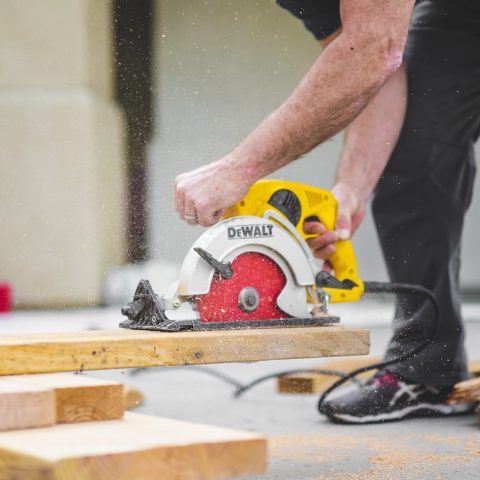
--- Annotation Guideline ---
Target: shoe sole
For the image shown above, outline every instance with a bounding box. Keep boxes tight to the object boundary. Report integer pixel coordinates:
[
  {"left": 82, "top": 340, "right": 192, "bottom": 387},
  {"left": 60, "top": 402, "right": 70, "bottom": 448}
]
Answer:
[{"left": 324, "top": 402, "right": 476, "bottom": 425}]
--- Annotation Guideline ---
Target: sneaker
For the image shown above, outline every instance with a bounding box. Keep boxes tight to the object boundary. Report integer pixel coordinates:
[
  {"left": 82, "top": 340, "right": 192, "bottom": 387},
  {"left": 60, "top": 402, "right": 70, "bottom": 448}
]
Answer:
[{"left": 319, "top": 370, "right": 475, "bottom": 424}]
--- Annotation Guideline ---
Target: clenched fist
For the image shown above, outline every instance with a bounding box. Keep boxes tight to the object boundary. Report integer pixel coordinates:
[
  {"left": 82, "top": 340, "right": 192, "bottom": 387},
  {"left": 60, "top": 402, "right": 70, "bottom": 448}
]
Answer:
[{"left": 174, "top": 157, "right": 253, "bottom": 226}]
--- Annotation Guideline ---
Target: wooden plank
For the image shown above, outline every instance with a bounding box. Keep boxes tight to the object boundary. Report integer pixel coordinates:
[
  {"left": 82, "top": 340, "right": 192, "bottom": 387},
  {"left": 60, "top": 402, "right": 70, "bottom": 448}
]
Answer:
[
  {"left": 4, "top": 374, "right": 124, "bottom": 423},
  {"left": 0, "top": 326, "right": 370, "bottom": 375},
  {"left": 124, "top": 385, "right": 144, "bottom": 410},
  {"left": 469, "top": 360, "right": 480, "bottom": 378},
  {"left": 449, "top": 377, "right": 480, "bottom": 404},
  {"left": 277, "top": 356, "right": 380, "bottom": 394},
  {"left": 0, "top": 381, "right": 55, "bottom": 432},
  {"left": 0, "top": 412, "right": 267, "bottom": 480},
  {"left": 278, "top": 357, "right": 480, "bottom": 395}
]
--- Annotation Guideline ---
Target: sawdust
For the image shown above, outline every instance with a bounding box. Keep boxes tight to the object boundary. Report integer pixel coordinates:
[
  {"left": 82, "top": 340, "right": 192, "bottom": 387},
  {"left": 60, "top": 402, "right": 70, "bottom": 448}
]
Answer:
[
  {"left": 400, "top": 433, "right": 461, "bottom": 446},
  {"left": 465, "top": 437, "right": 480, "bottom": 455},
  {"left": 268, "top": 431, "right": 480, "bottom": 480},
  {"left": 270, "top": 433, "right": 369, "bottom": 451}
]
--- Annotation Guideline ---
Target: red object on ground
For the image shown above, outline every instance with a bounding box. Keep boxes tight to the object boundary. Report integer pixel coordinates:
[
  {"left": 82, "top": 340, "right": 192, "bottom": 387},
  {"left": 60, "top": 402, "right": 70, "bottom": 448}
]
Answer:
[
  {"left": 0, "top": 283, "right": 12, "bottom": 313},
  {"left": 197, "top": 252, "right": 288, "bottom": 323}
]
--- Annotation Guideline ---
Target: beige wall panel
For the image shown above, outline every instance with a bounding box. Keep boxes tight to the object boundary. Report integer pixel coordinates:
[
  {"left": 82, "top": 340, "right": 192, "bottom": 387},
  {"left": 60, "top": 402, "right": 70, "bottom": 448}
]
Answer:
[
  {"left": 0, "top": 0, "right": 112, "bottom": 96},
  {"left": 85, "top": 0, "right": 114, "bottom": 97},
  {"left": 92, "top": 97, "right": 127, "bottom": 273},
  {"left": 0, "top": 0, "right": 126, "bottom": 307},
  {"left": 0, "top": 92, "right": 125, "bottom": 307}
]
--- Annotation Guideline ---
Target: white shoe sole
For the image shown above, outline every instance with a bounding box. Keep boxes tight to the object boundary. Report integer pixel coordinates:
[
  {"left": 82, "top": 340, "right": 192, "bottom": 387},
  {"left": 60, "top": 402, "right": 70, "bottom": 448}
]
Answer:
[{"left": 329, "top": 402, "right": 475, "bottom": 424}]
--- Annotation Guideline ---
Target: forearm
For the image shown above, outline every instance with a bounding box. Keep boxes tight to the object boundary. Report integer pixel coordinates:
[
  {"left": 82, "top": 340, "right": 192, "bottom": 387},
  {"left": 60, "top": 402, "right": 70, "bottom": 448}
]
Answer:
[
  {"left": 228, "top": 37, "right": 398, "bottom": 183},
  {"left": 335, "top": 62, "right": 408, "bottom": 202},
  {"left": 226, "top": 0, "right": 413, "bottom": 184}
]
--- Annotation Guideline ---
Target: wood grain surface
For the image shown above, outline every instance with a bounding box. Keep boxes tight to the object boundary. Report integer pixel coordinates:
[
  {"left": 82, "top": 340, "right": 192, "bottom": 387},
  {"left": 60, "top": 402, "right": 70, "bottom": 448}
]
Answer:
[
  {"left": 0, "top": 412, "right": 267, "bottom": 480},
  {"left": 0, "top": 326, "right": 370, "bottom": 375}
]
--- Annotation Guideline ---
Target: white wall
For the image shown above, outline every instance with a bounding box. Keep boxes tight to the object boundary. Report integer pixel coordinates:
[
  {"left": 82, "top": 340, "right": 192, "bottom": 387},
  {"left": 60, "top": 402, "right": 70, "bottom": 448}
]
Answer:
[{"left": 148, "top": 0, "right": 480, "bottom": 288}]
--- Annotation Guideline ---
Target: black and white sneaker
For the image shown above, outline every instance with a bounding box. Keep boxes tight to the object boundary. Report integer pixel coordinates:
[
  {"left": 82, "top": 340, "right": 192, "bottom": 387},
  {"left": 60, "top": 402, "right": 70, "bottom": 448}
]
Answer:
[{"left": 319, "top": 370, "right": 475, "bottom": 424}]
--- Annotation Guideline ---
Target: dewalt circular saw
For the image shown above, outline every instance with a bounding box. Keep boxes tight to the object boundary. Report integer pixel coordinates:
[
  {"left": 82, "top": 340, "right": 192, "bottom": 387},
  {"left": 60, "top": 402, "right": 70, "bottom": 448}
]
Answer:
[{"left": 120, "top": 180, "right": 365, "bottom": 332}]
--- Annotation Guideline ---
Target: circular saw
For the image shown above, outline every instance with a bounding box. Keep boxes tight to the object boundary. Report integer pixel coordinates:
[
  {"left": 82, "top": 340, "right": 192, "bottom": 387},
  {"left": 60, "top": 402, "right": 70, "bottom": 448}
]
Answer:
[{"left": 120, "top": 180, "right": 364, "bottom": 332}]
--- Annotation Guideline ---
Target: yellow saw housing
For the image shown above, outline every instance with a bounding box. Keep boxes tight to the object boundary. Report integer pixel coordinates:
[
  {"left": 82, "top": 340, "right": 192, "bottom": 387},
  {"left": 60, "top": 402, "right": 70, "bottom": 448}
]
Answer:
[{"left": 223, "top": 179, "right": 364, "bottom": 303}]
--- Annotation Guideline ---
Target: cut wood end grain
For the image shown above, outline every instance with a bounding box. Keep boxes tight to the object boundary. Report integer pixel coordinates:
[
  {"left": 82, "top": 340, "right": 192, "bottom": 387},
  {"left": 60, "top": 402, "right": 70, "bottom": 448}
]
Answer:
[
  {"left": 3, "top": 374, "right": 125, "bottom": 423},
  {"left": 0, "top": 381, "right": 56, "bottom": 432}
]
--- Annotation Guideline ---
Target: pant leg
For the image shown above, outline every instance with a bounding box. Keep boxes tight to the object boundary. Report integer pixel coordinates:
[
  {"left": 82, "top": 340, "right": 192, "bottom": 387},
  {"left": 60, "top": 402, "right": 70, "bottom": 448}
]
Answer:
[{"left": 372, "top": 0, "right": 480, "bottom": 386}]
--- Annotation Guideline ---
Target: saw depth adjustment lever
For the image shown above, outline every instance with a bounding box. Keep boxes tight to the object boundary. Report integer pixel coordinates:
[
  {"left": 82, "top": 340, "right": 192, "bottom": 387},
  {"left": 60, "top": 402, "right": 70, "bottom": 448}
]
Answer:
[
  {"left": 194, "top": 247, "right": 233, "bottom": 280},
  {"left": 316, "top": 271, "right": 358, "bottom": 290}
]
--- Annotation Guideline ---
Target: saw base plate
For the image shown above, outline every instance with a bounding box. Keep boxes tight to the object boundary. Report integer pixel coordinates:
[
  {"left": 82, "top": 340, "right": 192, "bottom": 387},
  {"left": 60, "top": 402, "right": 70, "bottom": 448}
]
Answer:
[{"left": 119, "top": 316, "right": 340, "bottom": 332}]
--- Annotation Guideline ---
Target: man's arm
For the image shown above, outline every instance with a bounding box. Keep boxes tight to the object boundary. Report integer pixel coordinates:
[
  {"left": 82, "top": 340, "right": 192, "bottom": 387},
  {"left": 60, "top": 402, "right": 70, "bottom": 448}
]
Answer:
[
  {"left": 305, "top": 62, "right": 408, "bottom": 259},
  {"left": 175, "top": 0, "right": 414, "bottom": 226}
]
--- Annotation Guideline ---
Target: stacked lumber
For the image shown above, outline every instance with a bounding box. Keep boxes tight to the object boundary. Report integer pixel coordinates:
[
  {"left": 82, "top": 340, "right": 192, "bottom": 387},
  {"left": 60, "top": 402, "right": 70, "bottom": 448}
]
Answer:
[
  {"left": 0, "top": 325, "right": 370, "bottom": 478},
  {"left": 0, "top": 374, "right": 267, "bottom": 480}
]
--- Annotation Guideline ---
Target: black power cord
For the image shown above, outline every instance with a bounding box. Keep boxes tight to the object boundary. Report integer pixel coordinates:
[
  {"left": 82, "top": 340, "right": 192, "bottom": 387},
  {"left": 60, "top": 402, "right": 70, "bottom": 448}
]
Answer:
[{"left": 233, "top": 368, "right": 363, "bottom": 398}]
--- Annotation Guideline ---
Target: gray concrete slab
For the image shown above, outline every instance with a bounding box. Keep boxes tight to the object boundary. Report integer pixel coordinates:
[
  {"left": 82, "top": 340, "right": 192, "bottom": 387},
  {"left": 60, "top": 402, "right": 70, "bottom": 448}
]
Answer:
[{"left": 1, "top": 306, "right": 479, "bottom": 479}]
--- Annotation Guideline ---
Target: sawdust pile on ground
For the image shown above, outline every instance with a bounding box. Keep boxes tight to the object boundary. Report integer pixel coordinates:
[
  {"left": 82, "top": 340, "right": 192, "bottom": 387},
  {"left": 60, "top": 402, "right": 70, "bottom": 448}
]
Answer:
[{"left": 269, "top": 431, "right": 480, "bottom": 480}]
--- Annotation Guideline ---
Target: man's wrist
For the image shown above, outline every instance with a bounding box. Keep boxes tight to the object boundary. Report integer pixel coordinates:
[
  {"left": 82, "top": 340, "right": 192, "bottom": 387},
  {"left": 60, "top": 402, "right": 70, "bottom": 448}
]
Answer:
[
  {"left": 332, "top": 179, "right": 370, "bottom": 207},
  {"left": 223, "top": 151, "right": 264, "bottom": 188}
]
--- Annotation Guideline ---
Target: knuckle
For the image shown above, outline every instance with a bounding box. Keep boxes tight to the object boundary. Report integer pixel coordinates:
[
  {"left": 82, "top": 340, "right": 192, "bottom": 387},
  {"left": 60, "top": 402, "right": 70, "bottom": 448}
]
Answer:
[
  {"left": 195, "top": 199, "right": 208, "bottom": 212},
  {"left": 175, "top": 182, "right": 184, "bottom": 195}
]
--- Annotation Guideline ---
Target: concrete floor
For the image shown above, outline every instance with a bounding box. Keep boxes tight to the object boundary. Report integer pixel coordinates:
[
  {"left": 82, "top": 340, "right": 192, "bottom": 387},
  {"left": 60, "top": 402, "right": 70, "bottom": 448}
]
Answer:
[{"left": 1, "top": 302, "right": 479, "bottom": 479}]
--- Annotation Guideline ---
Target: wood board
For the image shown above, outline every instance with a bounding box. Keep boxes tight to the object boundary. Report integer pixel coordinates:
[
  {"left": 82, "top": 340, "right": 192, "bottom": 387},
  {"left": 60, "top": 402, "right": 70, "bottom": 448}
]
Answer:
[
  {"left": 277, "top": 356, "right": 380, "bottom": 394},
  {"left": 0, "top": 412, "right": 267, "bottom": 480},
  {"left": 124, "top": 385, "right": 144, "bottom": 410},
  {"left": 3, "top": 374, "right": 124, "bottom": 423},
  {"left": 469, "top": 360, "right": 480, "bottom": 378},
  {"left": 449, "top": 377, "right": 480, "bottom": 404},
  {"left": 0, "top": 381, "right": 55, "bottom": 432},
  {"left": 0, "top": 326, "right": 370, "bottom": 375},
  {"left": 278, "top": 357, "right": 480, "bottom": 395}
]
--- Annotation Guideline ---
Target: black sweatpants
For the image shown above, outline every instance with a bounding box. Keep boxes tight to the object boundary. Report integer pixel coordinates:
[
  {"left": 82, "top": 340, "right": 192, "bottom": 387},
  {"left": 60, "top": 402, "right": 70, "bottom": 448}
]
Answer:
[{"left": 373, "top": 0, "right": 480, "bottom": 386}]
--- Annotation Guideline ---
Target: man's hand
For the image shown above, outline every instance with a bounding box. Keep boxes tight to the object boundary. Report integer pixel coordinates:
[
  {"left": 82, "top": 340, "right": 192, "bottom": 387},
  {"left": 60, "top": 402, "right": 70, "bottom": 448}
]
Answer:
[
  {"left": 303, "top": 182, "right": 365, "bottom": 260},
  {"left": 174, "top": 157, "right": 252, "bottom": 226}
]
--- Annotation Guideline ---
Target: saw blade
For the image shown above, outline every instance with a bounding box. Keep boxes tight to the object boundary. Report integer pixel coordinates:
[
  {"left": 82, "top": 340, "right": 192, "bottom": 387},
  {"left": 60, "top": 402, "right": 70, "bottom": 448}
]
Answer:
[{"left": 196, "top": 252, "right": 289, "bottom": 322}]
